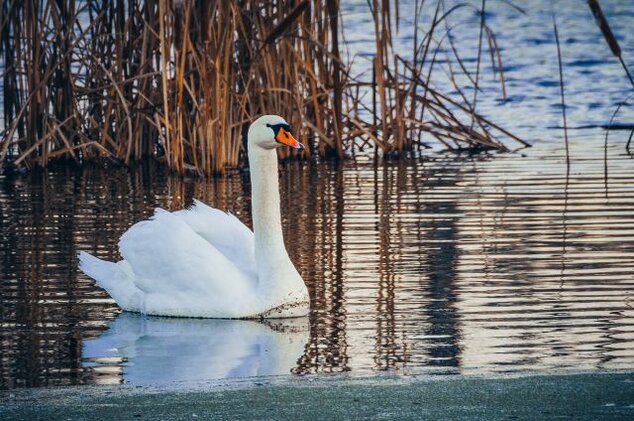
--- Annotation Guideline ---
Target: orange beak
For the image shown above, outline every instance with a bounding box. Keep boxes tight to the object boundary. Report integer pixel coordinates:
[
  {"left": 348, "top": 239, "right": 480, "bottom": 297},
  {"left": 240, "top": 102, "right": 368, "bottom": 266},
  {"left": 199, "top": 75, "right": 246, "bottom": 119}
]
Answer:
[{"left": 276, "top": 128, "right": 304, "bottom": 150}]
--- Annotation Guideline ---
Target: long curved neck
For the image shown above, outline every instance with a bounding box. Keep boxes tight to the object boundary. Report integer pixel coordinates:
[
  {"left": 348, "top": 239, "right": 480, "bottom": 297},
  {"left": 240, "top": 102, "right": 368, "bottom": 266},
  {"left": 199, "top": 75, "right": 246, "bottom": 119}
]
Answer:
[{"left": 248, "top": 146, "right": 289, "bottom": 279}]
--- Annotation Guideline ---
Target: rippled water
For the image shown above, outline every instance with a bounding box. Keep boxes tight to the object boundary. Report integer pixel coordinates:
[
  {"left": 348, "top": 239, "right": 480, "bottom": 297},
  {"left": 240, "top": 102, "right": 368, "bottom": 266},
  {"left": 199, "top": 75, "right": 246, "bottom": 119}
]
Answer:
[
  {"left": 2, "top": 0, "right": 634, "bottom": 389},
  {"left": 1, "top": 135, "right": 633, "bottom": 388}
]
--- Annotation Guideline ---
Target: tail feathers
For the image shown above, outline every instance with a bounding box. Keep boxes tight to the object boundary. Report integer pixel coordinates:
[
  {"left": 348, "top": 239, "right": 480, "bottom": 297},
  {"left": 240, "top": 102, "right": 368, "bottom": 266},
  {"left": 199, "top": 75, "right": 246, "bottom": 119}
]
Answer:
[{"left": 78, "top": 251, "right": 141, "bottom": 312}]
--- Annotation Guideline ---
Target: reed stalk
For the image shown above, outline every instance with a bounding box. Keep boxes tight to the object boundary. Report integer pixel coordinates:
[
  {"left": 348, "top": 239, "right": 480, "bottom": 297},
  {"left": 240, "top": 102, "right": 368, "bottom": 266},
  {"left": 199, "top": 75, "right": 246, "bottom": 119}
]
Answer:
[
  {"left": 588, "top": 0, "right": 634, "bottom": 89},
  {"left": 0, "top": 0, "right": 527, "bottom": 175},
  {"left": 553, "top": 16, "right": 570, "bottom": 168},
  {"left": 345, "top": 0, "right": 527, "bottom": 154}
]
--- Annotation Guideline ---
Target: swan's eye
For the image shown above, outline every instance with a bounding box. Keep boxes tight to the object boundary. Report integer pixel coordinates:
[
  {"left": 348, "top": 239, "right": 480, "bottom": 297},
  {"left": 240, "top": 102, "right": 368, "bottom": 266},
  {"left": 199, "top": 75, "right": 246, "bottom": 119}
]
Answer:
[{"left": 266, "top": 123, "right": 292, "bottom": 140}]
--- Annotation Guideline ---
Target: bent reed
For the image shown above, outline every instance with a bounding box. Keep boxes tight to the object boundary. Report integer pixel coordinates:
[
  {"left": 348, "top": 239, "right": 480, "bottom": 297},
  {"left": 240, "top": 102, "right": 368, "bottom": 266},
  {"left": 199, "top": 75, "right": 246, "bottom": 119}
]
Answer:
[{"left": 0, "top": 0, "right": 526, "bottom": 175}]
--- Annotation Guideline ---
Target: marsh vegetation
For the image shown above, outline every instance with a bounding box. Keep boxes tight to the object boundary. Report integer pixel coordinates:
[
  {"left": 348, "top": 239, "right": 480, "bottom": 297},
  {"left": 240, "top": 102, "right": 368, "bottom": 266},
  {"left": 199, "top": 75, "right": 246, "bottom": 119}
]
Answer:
[{"left": 1, "top": 0, "right": 529, "bottom": 175}]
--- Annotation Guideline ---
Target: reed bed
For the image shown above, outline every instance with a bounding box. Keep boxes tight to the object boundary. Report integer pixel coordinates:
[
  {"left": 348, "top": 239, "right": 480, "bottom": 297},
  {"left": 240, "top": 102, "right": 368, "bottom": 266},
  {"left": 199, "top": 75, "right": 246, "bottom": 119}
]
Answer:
[{"left": 1, "top": 0, "right": 527, "bottom": 175}]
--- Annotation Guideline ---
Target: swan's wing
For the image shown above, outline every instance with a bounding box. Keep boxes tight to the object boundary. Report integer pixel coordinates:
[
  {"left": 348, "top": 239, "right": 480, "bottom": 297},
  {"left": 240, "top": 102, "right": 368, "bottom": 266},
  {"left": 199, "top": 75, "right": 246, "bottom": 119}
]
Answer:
[
  {"left": 174, "top": 199, "right": 256, "bottom": 279},
  {"left": 118, "top": 208, "right": 256, "bottom": 317}
]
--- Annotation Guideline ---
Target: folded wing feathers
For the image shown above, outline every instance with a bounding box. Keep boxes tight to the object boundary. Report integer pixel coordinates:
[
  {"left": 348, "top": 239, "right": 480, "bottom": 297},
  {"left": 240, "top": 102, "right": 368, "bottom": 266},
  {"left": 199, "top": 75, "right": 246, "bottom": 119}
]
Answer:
[
  {"left": 174, "top": 200, "right": 257, "bottom": 279},
  {"left": 120, "top": 208, "right": 251, "bottom": 294},
  {"left": 80, "top": 201, "right": 258, "bottom": 316}
]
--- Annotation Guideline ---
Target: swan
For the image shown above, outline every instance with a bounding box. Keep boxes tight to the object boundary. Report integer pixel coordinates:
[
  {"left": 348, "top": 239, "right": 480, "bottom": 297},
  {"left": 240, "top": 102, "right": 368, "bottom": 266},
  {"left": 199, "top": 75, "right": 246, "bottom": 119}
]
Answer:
[{"left": 79, "top": 115, "right": 310, "bottom": 319}]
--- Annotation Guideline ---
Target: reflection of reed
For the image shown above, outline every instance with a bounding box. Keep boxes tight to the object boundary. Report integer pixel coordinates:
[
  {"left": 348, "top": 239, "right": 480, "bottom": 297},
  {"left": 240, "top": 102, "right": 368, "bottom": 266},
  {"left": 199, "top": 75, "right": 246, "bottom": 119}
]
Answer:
[
  {"left": 456, "top": 139, "right": 634, "bottom": 373},
  {"left": 374, "top": 161, "right": 404, "bottom": 370},
  {"left": 3, "top": 140, "right": 634, "bottom": 386},
  {"left": 559, "top": 162, "right": 570, "bottom": 290},
  {"left": 421, "top": 162, "right": 462, "bottom": 369},
  {"left": 288, "top": 161, "right": 349, "bottom": 374},
  {"left": 374, "top": 162, "right": 397, "bottom": 369},
  {"left": 0, "top": 171, "right": 112, "bottom": 388}
]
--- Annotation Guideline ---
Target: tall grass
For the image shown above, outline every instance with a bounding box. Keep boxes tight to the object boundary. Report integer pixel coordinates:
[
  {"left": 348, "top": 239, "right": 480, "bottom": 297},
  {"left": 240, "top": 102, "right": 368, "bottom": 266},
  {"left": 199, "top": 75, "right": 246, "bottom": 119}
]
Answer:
[{"left": 0, "top": 0, "right": 527, "bottom": 175}]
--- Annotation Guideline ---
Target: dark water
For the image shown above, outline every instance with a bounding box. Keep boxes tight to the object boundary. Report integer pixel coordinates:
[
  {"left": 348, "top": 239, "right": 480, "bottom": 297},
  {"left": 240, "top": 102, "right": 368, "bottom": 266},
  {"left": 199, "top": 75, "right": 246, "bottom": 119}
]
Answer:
[{"left": 1, "top": 136, "right": 633, "bottom": 388}]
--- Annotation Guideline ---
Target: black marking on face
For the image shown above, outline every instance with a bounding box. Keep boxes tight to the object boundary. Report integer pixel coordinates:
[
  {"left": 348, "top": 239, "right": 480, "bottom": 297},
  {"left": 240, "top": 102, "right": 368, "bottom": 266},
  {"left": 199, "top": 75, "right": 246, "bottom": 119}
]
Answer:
[{"left": 266, "top": 123, "right": 292, "bottom": 140}]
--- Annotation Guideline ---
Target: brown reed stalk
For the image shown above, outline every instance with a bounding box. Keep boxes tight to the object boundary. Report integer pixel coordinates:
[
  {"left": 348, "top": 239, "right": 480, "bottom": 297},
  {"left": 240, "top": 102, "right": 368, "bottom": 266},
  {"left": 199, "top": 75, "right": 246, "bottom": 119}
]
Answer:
[
  {"left": 553, "top": 16, "right": 570, "bottom": 167},
  {"left": 587, "top": 0, "right": 634, "bottom": 89},
  {"left": 0, "top": 0, "right": 526, "bottom": 175},
  {"left": 470, "top": 0, "right": 486, "bottom": 130},
  {"left": 346, "top": 0, "right": 527, "bottom": 154},
  {"left": 587, "top": 0, "right": 634, "bottom": 167}
]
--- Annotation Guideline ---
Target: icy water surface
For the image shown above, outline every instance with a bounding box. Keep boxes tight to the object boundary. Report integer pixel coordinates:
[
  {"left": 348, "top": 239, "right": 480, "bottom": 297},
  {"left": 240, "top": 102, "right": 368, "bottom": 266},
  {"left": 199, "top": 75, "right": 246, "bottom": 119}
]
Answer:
[{"left": 1, "top": 136, "right": 633, "bottom": 388}]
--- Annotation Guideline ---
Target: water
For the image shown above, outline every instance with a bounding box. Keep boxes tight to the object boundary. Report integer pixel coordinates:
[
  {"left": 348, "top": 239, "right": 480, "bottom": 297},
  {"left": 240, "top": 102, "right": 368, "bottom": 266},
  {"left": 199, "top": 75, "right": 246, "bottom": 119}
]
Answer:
[
  {"left": 2, "top": 0, "right": 634, "bottom": 389},
  {"left": 342, "top": 0, "right": 634, "bottom": 140},
  {"left": 1, "top": 135, "right": 633, "bottom": 388}
]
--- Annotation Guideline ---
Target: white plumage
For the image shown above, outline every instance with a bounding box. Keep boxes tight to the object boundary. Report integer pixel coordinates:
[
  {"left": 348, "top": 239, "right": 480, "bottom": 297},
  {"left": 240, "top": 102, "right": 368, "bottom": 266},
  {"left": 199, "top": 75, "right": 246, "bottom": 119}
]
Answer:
[{"left": 79, "top": 115, "right": 309, "bottom": 318}]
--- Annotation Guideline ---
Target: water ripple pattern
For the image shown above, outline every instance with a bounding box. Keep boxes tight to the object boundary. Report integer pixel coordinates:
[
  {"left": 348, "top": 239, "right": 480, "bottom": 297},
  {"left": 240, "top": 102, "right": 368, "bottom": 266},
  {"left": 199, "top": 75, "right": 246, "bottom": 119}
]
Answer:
[
  {"left": 1, "top": 0, "right": 634, "bottom": 389},
  {"left": 1, "top": 138, "right": 633, "bottom": 387}
]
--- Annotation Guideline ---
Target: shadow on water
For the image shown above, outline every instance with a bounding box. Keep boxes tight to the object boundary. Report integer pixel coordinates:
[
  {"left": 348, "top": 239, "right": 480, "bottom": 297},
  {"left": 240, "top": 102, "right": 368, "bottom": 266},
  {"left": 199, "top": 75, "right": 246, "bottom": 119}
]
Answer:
[
  {"left": 420, "top": 159, "right": 462, "bottom": 371},
  {"left": 1, "top": 138, "right": 634, "bottom": 388}
]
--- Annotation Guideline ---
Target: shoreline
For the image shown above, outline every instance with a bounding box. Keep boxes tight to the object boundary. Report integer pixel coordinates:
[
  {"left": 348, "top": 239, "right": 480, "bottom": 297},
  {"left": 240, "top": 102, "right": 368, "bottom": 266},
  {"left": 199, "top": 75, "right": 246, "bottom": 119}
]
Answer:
[{"left": 3, "top": 370, "right": 634, "bottom": 420}]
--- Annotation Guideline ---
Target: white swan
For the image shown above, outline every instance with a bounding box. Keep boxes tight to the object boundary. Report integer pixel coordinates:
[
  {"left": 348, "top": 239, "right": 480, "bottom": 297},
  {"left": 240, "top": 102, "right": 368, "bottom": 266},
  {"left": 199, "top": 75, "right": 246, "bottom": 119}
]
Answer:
[{"left": 79, "top": 115, "right": 310, "bottom": 318}]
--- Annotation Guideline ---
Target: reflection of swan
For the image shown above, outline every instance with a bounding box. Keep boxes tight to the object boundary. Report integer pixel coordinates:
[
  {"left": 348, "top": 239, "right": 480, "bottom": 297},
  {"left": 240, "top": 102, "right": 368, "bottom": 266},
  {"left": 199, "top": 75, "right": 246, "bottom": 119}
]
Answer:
[
  {"left": 79, "top": 115, "right": 309, "bottom": 318},
  {"left": 83, "top": 313, "right": 309, "bottom": 385}
]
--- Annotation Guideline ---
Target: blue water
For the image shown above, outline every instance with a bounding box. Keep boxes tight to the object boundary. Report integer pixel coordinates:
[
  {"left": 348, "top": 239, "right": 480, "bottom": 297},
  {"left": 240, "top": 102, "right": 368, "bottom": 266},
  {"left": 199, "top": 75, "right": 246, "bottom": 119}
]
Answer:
[{"left": 341, "top": 0, "right": 634, "bottom": 141}]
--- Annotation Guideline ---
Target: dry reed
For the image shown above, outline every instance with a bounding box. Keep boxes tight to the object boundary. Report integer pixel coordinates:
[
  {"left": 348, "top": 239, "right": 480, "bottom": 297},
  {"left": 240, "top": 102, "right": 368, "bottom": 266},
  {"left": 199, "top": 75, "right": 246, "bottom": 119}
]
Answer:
[
  {"left": 552, "top": 16, "right": 570, "bottom": 167},
  {"left": 585, "top": 0, "right": 634, "bottom": 180},
  {"left": 588, "top": 0, "right": 634, "bottom": 89},
  {"left": 0, "top": 0, "right": 527, "bottom": 175}
]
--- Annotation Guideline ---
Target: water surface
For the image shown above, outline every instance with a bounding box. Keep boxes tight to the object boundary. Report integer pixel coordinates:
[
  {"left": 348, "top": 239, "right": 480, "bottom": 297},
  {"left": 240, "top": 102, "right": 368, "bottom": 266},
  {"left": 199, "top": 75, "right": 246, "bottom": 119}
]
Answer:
[
  {"left": 1, "top": 136, "right": 633, "bottom": 388},
  {"left": 2, "top": 0, "right": 634, "bottom": 389}
]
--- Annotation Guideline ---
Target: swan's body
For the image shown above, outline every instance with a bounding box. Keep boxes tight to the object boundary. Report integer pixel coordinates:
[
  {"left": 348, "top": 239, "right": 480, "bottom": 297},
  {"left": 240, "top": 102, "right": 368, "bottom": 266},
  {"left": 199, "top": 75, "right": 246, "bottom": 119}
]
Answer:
[{"left": 79, "top": 115, "right": 309, "bottom": 318}]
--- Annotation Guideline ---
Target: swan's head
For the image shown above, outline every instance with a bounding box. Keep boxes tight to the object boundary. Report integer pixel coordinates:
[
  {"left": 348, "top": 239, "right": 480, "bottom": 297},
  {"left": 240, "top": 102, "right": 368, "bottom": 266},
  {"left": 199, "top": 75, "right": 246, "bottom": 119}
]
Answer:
[{"left": 248, "top": 115, "right": 304, "bottom": 151}]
